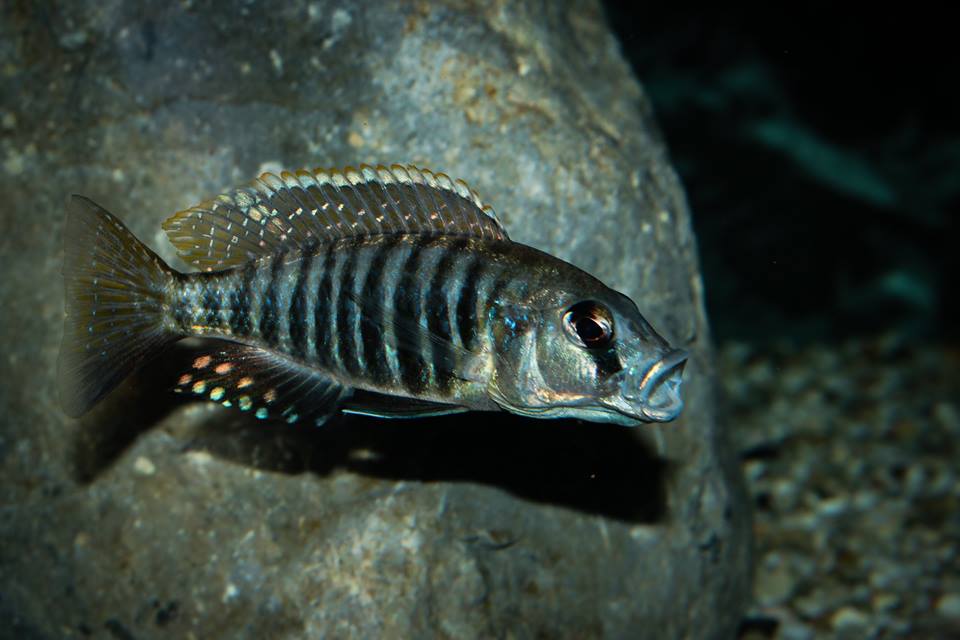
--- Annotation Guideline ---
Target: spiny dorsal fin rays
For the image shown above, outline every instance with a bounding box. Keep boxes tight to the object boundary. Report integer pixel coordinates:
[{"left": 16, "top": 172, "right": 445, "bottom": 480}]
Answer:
[{"left": 162, "top": 164, "right": 509, "bottom": 271}]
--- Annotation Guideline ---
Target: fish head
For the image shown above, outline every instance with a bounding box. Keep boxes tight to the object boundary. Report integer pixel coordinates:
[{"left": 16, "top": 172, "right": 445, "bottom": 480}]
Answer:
[{"left": 490, "top": 287, "right": 688, "bottom": 426}]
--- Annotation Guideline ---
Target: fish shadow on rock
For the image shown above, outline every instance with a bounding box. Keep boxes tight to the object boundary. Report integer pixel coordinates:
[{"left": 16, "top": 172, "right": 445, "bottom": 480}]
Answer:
[
  {"left": 72, "top": 345, "right": 669, "bottom": 524},
  {"left": 191, "top": 412, "right": 670, "bottom": 524},
  {"left": 70, "top": 344, "right": 199, "bottom": 484}
]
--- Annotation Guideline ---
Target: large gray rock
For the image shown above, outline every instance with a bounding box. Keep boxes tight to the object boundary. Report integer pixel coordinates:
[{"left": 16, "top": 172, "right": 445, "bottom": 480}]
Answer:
[{"left": 0, "top": 1, "right": 751, "bottom": 637}]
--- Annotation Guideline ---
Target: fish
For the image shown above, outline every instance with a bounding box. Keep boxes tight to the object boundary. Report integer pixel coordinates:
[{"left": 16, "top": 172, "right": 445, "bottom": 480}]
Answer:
[{"left": 58, "top": 164, "right": 688, "bottom": 427}]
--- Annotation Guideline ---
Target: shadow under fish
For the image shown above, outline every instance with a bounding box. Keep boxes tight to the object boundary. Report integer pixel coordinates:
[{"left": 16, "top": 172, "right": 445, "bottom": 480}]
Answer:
[{"left": 73, "top": 343, "right": 669, "bottom": 523}]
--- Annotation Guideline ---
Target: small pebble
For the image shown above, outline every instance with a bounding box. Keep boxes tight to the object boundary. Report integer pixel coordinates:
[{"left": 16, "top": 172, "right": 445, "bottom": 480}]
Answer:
[
  {"left": 755, "top": 566, "right": 795, "bottom": 607},
  {"left": 936, "top": 592, "right": 960, "bottom": 618},
  {"left": 794, "top": 589, "right": 832, "bottom": 619},
  {"left": 817, "top": 495, "right": 849, "bottom": 517},
  {"left": 831, "top": 606, "right": 868, "bottom": 630},
  {"left": 778, "top": 621, "right": 814, "bottom": 640},
  {"left": 933, "top": 402, "right": 959, "bottom": 431},
  {"left": 59, "top": 30, "right": 88, "bottom": 50},
  {"left": 872, "top": 591, "right": 899, "bottom": 612}
]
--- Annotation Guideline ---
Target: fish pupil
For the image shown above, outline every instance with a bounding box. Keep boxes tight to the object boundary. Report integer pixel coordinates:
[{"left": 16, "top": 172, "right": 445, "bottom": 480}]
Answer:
[{"left": 576, "top": 317, "right": 605, "bottom": 343}]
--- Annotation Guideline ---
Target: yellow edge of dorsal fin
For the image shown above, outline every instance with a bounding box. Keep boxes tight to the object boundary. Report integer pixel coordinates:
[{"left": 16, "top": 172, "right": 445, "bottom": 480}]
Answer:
[{"left": 162, "top": 163, "right": 508, "bottom": 271}]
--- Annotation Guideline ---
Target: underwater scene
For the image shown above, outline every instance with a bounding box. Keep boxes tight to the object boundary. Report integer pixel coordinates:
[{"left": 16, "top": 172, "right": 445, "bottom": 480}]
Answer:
[{"left": 0, "top": 2, "right": 955, "bottom": 639}]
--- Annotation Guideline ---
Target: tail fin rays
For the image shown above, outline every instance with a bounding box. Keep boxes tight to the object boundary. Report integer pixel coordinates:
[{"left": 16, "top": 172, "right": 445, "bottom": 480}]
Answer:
[{"left": 58, "top": 196, "right": 180, "bottom": 417}]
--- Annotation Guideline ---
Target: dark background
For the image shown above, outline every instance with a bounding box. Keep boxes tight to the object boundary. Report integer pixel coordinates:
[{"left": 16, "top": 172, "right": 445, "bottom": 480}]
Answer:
[{"left": 602, "top": 6, "right": 958, "bottom": 345}]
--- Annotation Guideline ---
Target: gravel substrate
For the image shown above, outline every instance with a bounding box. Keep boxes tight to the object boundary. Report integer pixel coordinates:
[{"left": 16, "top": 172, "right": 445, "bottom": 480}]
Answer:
[{"left": 722, "top": 336, "right": 960, "bottom": 639}]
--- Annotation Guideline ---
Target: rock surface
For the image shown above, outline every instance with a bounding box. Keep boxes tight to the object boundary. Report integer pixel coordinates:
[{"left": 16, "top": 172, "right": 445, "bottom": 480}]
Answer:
[{"left": 0, "top": 1, "right": 750, "bottom": 638}]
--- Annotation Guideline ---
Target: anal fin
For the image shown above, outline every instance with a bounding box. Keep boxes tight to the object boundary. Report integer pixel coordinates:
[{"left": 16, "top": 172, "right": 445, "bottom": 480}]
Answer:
[{"left": 174, "top": 342, "right": 350, "bottom": 426}]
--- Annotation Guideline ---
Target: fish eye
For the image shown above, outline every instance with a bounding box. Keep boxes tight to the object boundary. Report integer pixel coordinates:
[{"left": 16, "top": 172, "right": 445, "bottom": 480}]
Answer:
[{"left": 563, "top": 301, "right": 614, "bottom": 349}]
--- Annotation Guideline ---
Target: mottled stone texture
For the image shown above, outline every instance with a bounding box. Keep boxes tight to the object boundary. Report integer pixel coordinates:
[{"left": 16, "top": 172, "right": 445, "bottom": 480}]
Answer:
[{"left": 0, "top": 1, "right": 750, "bottom": 638}]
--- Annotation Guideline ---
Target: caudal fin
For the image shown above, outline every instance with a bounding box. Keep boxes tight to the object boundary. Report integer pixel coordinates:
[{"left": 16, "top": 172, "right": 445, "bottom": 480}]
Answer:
[{"left": 58, "top": 195, "right": 181, "bottom": 417}]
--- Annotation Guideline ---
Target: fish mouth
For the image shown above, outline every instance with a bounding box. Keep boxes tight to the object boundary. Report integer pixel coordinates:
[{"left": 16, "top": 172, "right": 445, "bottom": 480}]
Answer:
[{"left": 630, "top": 348, "right": 689, "bottom": 422}]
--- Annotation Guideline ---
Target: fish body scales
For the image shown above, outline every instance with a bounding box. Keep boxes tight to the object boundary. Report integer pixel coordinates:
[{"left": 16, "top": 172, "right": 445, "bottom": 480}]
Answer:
[{"left": 171, "top": 235, "right": 523, "bottom": 409}]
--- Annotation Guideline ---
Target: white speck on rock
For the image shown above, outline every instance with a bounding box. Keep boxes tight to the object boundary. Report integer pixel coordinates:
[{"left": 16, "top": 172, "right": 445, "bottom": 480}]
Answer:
[
  {"left": 517, "top": 56, "right": 532, "bottom": 76},
  {"left": 133, "top": 456, "right": 156, "bottom": 475},
  {"left": 331, "top": 8, "right": 352, "bottom": 31},
  {"left": 187, "top": 450, "right": 213, "bottom": 465},
  {"left": 222, "top": 582, "right": 239, "bottom": 603},
  {"left": 269, "top": 49, "right": 283, "bottom": 75}
]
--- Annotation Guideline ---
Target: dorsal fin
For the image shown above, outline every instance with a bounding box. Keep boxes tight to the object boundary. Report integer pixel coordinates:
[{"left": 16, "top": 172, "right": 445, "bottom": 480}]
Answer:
[{"left": 162, "top": 164, "right": 509, "bottom": 271}]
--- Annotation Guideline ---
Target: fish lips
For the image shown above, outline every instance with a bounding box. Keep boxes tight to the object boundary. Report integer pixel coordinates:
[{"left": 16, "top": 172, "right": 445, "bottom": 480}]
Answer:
[{"left": 619, "top": 348, "right": 689, "bottom": 423}]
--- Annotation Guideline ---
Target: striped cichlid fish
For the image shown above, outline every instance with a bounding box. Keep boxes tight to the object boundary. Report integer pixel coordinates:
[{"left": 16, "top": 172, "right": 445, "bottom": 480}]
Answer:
[{"left": 59, "top": 165, "right": 688, "bottom": 426}]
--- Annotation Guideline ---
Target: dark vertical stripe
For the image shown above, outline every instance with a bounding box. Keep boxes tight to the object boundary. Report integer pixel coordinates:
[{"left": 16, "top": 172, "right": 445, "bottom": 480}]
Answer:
[
  {"left": 172, "top": 289, "right": 187, "bottom": 329},
  {"left": 456, "top": 256, "right": 484, "bottom": 350},
  {"left": 314, "top": 244, "right": 337, "bottom": 368},
  {"left": 288, "top": 243, "right": 316, "bottom": 359},
  {"left": 337, "top": 248, "right": 360, "bottom": 377},
  {"left": 259, "top": 249, "right": 287, "bottom": 347},
  {"left": 172, "top": 274, "right": 190, "bottom": 330},
  {"left": 360, "top": 238, "right": 395, "bottom": 386},
  {"left": 229, "top": 260, "right": 258, "bottom": 336},
  {"left": 395, "top": 240, "right": 428, "bottom": 394},
  {"left": 202, "top": 278, "right": 220, "bottom": 328},
  {"left": 591, "top": 350, "right": 624, "bottom": 378},
  {"left": 427, "top": 240, "right": 465, "bottom": 394},
  {"left": 482, "top": 274, "right": 511, "bottom": 351}
]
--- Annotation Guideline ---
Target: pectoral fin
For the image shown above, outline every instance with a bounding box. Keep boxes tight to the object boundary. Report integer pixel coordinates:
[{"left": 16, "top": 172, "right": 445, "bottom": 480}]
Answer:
[{"left": 342, "top": 389, "right": 468, "bottom": 419}]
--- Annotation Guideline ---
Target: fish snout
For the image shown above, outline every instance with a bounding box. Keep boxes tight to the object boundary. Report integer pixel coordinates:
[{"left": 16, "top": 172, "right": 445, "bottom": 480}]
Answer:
[{"left": 629, "top": 348, "right": 688, "bottom": 422}]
